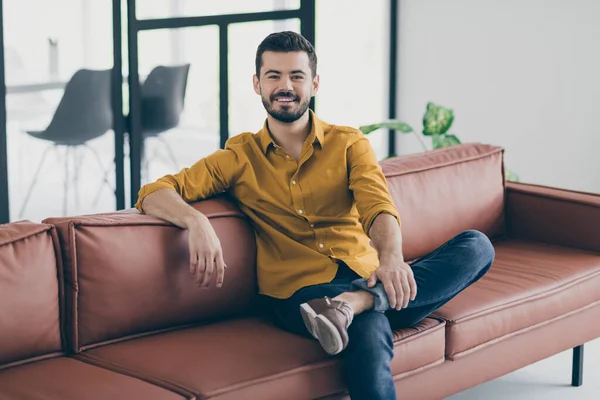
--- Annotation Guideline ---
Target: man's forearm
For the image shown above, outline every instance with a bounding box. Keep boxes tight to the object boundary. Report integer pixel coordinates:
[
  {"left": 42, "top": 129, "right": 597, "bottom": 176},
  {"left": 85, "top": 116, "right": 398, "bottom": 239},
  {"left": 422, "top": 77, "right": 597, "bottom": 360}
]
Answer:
[
  {"left": 140, "top": 188, "right": 207, "bottom": 230},
  {"left": 368, "top": 213, "right": 404, "bottom": 262}
]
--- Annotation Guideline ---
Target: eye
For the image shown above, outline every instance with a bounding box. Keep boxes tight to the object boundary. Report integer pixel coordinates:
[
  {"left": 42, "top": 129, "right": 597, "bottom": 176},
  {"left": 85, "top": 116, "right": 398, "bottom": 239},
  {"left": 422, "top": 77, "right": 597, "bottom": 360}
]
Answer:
[
  {"left": 292, "top": 76, "right": 303, "bottom": 80},
  {"left": 268, "top": 75, "right": 279, "bottom": 80}
]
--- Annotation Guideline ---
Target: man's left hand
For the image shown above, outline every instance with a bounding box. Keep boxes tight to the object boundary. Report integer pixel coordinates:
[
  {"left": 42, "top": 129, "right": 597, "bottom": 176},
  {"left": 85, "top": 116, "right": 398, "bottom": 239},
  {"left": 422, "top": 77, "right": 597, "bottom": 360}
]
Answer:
[{"left": 368, "top": 256, "right": 417, "bottom": 311}]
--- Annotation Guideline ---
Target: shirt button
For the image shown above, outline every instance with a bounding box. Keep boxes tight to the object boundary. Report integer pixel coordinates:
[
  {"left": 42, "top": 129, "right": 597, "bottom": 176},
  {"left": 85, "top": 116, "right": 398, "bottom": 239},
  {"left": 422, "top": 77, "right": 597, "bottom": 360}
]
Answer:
[
  {"left": 319, "top": 243, "right": 324, "bottom": 248},
  {"left": 310, "top": 224, "right": 315, "bottom": 228},
  {"left": 286, "top": 155, "right": 290, "bottom": 158},
  {"left": 298, "top": 209, "right": 303, "bottom": 214},
  {"left": 292, "top": 180, "right": 297, "bottom": 185}
]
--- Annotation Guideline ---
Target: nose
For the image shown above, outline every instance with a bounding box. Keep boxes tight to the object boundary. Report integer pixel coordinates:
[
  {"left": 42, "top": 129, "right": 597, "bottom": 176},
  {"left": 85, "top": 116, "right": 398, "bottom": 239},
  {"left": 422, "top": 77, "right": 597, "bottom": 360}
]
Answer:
[{"left": 281, "top": 76, "right": 293, "bottom": 91}]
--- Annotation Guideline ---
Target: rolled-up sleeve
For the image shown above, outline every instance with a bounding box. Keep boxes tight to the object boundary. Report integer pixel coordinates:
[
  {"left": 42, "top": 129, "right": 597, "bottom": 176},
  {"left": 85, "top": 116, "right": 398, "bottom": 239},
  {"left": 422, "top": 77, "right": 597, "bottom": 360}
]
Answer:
[
  {"left": 347, "top": 135, "right": 401, "bottom": 234},
  {"left": 134, "top": 148, "right": 239, "bottom": 212}
]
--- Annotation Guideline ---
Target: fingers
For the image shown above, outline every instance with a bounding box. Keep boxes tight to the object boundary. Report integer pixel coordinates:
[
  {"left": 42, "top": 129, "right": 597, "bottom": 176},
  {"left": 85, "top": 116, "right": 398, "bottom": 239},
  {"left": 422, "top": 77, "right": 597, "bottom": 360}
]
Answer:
[
  {"left": 215, "top": 253, "right": 226, "bottom": 288},
  {"left": 382, "top": 279, "right": 397, "bottom": 310},
  {"left": 367, "top": 274, "right": 377, "bottom": 288},
  {"left": 408, "top": 268, "right": 417, "bottom": 301},
  {"left": 188, "top": 224, "right": 226, "bottom": 290},
  {"left": 375, "top": 263, "right": 417, "bottom": 311},
  {"left": 189, "top": 253, "right": 198, "bottom": 275},
  {"left": 391, "top": 272, "right": 404, "bottom": 311},
  {"left": 200, "top": 256, "right": 215, "bottom": 288},
  {"left": 195, "top": 257, "right": 206, "bottom": 286},
  {"left": 400, "top": 273, "right": 411, "bottom": 309}
]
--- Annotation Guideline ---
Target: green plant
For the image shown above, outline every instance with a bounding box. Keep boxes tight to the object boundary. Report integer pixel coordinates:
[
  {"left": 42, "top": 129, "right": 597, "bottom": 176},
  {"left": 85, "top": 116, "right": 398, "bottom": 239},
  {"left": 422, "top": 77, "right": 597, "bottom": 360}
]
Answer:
[{"left": 359, "top": 102, "right": 519, "bottom": 181}]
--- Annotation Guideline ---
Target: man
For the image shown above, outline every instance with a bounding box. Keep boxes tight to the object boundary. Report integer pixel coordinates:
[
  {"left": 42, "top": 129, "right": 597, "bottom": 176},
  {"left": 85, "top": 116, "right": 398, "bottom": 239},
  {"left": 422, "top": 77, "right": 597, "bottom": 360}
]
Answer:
[{"left": 135, "top": 31, "right": 494, "bottom": 400}]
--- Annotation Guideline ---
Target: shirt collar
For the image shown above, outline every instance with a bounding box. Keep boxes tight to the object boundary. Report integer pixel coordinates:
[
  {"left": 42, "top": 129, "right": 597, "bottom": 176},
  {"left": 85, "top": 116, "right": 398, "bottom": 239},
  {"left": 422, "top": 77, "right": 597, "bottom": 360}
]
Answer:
[{"left": 258, "top": 109, "right": 324, "bottom": 154}]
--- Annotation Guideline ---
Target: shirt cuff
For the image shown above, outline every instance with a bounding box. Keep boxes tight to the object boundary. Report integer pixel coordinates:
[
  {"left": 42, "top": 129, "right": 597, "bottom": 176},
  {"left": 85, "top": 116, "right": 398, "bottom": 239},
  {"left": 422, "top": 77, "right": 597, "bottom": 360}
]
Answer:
[
  {"left": 363, "top": 206, "right": 402, "bottom": 235},
  {"left": 134, "top": 182, "right": 177, "bottom": 213}
]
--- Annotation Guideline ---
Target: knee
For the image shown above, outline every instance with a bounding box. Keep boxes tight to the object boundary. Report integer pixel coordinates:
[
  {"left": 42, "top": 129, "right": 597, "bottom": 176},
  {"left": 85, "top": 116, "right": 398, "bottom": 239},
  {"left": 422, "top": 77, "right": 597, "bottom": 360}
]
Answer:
[{"left": 457, "top": 230, "right": 495, "bottom": 272}]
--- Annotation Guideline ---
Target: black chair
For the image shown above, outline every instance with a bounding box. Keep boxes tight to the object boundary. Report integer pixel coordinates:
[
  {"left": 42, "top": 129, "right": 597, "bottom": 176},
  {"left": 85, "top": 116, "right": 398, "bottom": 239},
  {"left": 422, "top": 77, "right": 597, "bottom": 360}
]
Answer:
[
  {"left": 139, "top": 64, "right": 190, "bottom": 175},
  {"left": 19, "top": 69, "right": 113, "bottom": 218}
]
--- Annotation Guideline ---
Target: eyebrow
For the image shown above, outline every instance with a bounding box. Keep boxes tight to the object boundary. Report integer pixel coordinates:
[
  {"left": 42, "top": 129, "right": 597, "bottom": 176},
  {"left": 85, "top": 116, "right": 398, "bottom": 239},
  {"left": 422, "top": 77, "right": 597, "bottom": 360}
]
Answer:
[{"left": 263, "top": 69, "right": 307, "bottom": 76}]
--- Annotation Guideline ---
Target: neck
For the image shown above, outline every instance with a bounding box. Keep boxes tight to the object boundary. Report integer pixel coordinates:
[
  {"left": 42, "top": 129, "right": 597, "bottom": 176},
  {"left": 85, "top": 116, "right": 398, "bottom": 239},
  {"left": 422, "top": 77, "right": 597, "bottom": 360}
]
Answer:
[{"left": 266, "top": 111, "right": 312, "bottom": 148}]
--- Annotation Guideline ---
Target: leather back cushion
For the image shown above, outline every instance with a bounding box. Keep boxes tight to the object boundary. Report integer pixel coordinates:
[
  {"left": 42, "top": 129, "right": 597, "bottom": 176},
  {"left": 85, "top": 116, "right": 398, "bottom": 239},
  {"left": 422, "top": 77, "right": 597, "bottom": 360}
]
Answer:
[
  {"left": 381, "top": 143, "right": 506, "bottom": 261},
  {"left": 45, "top": 196, "right": 257, "bottom": 352},
  {"left": 0, "top": 222, "right": 63, "bottom": 366}
]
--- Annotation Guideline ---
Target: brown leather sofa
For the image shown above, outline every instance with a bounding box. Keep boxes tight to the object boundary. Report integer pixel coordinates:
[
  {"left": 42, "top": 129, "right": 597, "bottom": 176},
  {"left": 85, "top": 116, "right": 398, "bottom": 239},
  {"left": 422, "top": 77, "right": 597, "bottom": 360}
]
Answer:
[{"left": 1, "top": 143, "right": 599, "bottom": 400}]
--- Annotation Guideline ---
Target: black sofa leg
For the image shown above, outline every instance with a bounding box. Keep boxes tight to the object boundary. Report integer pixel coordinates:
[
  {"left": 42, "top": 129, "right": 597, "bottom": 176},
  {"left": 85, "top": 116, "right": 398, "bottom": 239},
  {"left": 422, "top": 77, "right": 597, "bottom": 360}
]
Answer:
[{"left": 572, "top": 344, "right": 584, "bottom": 387}]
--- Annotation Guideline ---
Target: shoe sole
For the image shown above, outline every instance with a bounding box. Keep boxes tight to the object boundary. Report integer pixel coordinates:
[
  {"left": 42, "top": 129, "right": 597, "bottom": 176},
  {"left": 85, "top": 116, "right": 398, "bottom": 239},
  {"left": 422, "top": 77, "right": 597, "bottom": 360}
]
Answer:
[
  {"left": 299, "top": 303, "right": 318, "bottom": 339},
  {"left": 315, "top": 314, "right": 344, "bottom": 355}
]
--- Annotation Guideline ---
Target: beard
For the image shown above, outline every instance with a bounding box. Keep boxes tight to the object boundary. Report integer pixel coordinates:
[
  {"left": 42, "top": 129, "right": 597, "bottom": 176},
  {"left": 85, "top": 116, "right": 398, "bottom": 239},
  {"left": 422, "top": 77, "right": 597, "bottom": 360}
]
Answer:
[{"left": 261, "top": 90, "right": 310, "bottom": 123}]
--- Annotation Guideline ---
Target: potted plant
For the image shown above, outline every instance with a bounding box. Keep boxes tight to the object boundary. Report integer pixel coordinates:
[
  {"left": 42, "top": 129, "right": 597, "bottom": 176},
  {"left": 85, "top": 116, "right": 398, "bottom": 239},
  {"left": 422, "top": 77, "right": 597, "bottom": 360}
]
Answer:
[{"left": 359, "top": 102, "right": 519, "bottom": 181}]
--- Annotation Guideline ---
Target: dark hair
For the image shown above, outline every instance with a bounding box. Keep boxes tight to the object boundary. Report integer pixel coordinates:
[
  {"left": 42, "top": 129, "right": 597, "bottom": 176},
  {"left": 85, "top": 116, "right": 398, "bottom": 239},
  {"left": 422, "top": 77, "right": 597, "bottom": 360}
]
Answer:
[{"left": 255, "top": 31, "right": 317, "bottom": 78}]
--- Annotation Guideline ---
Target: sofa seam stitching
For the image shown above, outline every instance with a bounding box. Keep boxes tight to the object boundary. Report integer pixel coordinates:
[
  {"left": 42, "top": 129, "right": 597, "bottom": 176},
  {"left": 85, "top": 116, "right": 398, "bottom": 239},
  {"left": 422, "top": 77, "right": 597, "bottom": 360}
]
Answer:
[
  {"left": 391, "top": 320, "right": 445, "bottom": 344},
  {"left": 67, "top": 214, "right": 247, "bottom": 228},
  {"left": 74, "top": 353, "right": 197, "bottom": 399},
  {"left": 507, "top": 181, "right": 600, "bottom": 200},
  {"left": 446, "top": 299, "right": 600, "bottom": 358},
  {"left": 205, "top": 321, "right": 446, "bottom": 396},
  {"left": 382, "top": 148, "right": 503, "bottom": 179},
  {"left": 0, "top": 224, "right": 53, "bottom": 247},
  {"left": 75, "top": 321, "right": 445, "bottom": 399},
  {"left": 433, "top": 258, "right": 600, "bottom": 324}
]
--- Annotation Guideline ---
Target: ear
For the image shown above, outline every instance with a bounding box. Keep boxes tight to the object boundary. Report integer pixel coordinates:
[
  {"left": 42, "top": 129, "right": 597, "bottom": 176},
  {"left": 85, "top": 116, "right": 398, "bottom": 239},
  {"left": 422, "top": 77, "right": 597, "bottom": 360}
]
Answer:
[
  {"left": 253, "top": 74, "right": 261, "bottom": 95},
  {"left": 311, "top": 74, "right": 320, "bottom": 97}
]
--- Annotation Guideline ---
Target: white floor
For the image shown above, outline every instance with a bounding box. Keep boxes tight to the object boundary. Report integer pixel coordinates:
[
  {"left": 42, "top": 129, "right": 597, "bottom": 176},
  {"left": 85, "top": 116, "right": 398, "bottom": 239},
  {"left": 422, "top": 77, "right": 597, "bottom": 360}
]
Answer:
[{"left": 448, "top": 337, "right": 600, "bottom": 400}]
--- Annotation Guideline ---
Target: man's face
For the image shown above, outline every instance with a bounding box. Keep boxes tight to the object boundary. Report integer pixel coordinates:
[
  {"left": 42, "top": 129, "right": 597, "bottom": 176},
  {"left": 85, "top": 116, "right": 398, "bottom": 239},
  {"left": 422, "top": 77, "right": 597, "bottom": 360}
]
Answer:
[{"left": 253, "top": 51, "right": 319, "bottom": 123}]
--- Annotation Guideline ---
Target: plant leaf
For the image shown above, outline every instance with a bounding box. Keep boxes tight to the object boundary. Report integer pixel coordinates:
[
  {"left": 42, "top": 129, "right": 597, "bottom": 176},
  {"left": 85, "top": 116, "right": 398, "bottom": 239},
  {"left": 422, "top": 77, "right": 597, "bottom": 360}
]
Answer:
[
  {"left": 431, "top": 134, "right": 461, "bottom": 149},
  {"left": 505, "top": 168, "right": 520, "bottom": 182},
  {"left": 359, "top": 120, "right": 414, "bottom": 135},
  {"left": 422, "top": 103, "right": 454, "bottom": 136}
]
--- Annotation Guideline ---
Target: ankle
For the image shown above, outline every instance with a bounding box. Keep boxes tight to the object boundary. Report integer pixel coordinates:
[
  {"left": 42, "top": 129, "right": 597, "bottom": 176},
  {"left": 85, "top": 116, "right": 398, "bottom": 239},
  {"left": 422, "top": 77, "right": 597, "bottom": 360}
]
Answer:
[{"left": 334, "top": 291, "right": 374, "bottom": 315}]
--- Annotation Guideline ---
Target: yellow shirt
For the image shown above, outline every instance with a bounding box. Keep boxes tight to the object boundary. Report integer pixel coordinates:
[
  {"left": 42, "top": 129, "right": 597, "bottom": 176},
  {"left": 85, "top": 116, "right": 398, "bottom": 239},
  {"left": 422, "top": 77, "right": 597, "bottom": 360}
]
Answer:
[{"left": 135, "top": 111, "right": 400, "bottom": 299}]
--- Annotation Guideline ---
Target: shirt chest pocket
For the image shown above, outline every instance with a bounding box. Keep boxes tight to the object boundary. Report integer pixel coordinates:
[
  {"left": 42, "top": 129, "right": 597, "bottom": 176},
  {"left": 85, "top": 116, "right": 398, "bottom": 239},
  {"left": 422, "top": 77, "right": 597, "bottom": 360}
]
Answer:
[{"left": 307, "top": 166, "right": 353, "bottom": 216}]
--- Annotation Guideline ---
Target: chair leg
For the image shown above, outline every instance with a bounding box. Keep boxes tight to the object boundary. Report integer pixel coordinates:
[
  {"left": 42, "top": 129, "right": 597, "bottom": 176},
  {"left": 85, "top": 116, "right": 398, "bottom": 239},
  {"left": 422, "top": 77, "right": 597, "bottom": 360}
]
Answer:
[
  {"left": 141, "top": 139, "right": 150, "bottom": 183},
  {"left": 83, "top": 144, "right": 114, "bottom": 207},
  {"left": 572, "top": 344, "right": 584, "bottom": 387},
  {"left": 18, "top": 145, "right": 56, "bottom": 219},
  {"left": 73, "top": 146, "right": 83, "bottom": 209},
  {"left": 63, "top": 146, "right": 71, "bottom": 216}
]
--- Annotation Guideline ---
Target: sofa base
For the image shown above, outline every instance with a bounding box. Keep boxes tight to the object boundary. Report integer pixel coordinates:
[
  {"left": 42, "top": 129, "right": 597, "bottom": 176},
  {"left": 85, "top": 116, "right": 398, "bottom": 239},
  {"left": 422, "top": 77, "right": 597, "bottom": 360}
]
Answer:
[
  {"left": 395, "top": 300, "right": 600, "bottom": 400},
  {"left": 322, "top": 301, "right": 600, "bottom": 400}
]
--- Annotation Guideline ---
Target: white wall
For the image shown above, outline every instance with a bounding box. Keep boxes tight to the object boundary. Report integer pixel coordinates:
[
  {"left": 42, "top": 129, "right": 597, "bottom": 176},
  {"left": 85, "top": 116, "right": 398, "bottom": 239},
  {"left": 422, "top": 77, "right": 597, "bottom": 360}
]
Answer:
[
  {"left": 316, "top": 0, "right": 389, "bottom": 160},
  {"left": 395, "top": 0, "right": 600, "bottom": 193}
]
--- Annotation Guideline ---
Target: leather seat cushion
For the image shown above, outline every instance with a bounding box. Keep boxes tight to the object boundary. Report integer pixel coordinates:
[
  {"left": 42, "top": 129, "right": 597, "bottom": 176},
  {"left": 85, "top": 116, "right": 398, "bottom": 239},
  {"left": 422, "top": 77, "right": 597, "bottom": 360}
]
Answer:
[
  {"left": 80, "top": 317, "right": 444, "bottom": 400},
  {"left": 433, "top": 240, "right": 600, "bottom": 359},
  {"left": 0, "top": 357, "right": 184, "bottom": 400}
]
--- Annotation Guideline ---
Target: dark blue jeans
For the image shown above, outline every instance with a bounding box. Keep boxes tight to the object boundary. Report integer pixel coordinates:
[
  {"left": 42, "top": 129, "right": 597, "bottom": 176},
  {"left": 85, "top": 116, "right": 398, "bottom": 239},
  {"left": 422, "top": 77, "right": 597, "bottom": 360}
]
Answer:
[{"left": 263, "top": 230, "right": 495, "bottom": 400}]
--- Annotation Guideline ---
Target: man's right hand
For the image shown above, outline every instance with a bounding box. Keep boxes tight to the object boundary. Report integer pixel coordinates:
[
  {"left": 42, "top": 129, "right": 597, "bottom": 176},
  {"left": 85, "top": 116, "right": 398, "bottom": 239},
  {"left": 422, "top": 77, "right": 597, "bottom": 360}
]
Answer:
[{"left": 187, "top": 215, "right": 227, "bottom": 289}]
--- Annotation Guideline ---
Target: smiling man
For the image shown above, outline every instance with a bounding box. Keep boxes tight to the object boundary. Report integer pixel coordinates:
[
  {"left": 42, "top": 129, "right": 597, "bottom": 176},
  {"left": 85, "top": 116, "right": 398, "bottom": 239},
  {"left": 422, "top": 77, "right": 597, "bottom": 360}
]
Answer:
[{"left": 135, "top": 31, "right": 495, "bottom": 400}]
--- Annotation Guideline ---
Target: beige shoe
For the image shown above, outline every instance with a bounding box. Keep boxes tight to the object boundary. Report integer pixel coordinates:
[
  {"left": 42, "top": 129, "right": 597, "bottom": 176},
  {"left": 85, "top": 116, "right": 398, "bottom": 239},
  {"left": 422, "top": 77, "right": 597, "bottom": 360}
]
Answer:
[{"left": 299, "top": 297, "right": 354, "bottom": 355}]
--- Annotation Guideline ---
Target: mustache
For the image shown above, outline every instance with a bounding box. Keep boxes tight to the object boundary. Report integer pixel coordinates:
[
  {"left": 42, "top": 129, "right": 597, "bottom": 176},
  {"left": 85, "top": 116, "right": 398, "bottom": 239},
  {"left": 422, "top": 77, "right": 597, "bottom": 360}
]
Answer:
[{"left": 270, "top": 91, "right": 299, "bottom": 102}]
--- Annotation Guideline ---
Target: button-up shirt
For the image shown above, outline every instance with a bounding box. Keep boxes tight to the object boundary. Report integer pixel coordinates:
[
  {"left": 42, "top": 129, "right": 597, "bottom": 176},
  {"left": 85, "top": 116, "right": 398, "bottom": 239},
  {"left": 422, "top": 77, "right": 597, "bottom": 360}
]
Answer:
[{"left": 135, "top": 111, "right": 400, "bottom": 299}]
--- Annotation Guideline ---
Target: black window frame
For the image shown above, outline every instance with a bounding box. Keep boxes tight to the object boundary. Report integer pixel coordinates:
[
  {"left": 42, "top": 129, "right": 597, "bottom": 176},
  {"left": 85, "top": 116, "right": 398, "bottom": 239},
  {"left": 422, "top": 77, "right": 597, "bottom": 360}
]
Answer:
[{"left": 0, "top": 0, "right": 399, "bottom": 223}]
